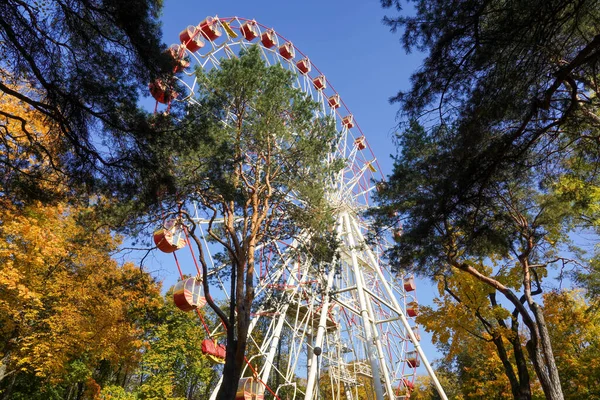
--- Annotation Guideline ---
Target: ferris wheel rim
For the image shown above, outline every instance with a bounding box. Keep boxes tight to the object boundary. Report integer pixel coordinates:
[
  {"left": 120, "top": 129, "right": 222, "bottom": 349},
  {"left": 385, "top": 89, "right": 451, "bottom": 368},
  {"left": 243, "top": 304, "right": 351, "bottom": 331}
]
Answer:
[{"left": 161, "top": 15, "right": 386, "bottom": 195}]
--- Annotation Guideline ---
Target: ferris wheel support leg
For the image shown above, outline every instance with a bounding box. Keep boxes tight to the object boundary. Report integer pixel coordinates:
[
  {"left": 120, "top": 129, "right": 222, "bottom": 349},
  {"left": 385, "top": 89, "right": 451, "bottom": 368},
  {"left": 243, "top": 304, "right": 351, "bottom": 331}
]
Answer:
[
  {"left": 342, "top": 212, "right": 386, "bottom": 400},
  {"left": 304, "top": 266, "right": 337, "bottom": 400},
  {"left": 349, "top": 218, "right": 449, "bottom": 400},
  {"left": 257, "top": 301, "right": 291, "bottom": 395},
  {"left": 357, "top": 264, "right": 396, "bottom": 398},
  {"left": 307, "top": 331, "right": 313, "bottom": 379}
]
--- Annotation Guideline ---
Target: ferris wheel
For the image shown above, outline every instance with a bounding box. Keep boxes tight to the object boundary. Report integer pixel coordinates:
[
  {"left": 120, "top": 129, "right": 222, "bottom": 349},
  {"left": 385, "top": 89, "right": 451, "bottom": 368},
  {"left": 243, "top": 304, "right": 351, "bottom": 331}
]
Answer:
[{"left": 150, "top": 16, "right": 447, "bottom": 400}]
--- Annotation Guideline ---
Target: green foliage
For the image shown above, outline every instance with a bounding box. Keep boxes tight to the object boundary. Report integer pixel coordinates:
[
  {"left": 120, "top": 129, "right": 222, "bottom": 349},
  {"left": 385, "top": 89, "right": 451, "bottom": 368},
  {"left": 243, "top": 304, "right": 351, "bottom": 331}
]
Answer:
[
  {"left": 0, "top": 0, "right": 179, "bottom": 208},
  {"left": 134, "top": 291, "right": 217, "bottom": 400},
  {"left": 100, "top": 385, "right": 137, "bottom": 400},
  {"left": 378, "top": 0, "right": 600, "bottom": 268},
  {"left": 378, "top": 3, "right": 600, "bottom": 396},
  {"left": 387, "top": 1, "right": 599, "bottom": 252},
  {"left": 178, "top": 45, "right": 339, "bottom": 245}
]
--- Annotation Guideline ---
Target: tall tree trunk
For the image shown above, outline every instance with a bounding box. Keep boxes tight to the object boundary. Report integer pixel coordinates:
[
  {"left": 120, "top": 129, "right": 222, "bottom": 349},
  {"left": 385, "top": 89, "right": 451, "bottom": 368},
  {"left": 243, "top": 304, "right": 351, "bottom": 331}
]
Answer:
[
  {"left": 526, "top": 303, "right": 564, "bottom": 400},
  {"left": 218, "top": 324, "right": 250, "bottom": 399},
  {"left": 522, "top": 256, "right": 564, "bottom": 400},
  {"left": 216, "top": 256, "right": 253, "bottom": 400},
  {"left": 491, "top": 333, "right": 529, "bottom": 400},
  {"left": 509, "top": 325, "right": 532, "bottom": 400},
  {"left": 218, "top": 335, "right": 243, "bottom": 400}
]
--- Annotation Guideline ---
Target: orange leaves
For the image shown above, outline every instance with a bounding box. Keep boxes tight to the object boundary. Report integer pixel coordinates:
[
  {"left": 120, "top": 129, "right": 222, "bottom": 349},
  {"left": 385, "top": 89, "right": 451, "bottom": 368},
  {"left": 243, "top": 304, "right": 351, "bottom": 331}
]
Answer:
[
  {"left": 0, "top": 200, "right": 161, "bottom": 384},
  {"left": 0, "top": 81, "right": 68, "bottom": 201},
  {"left": 542, "top": 290, "right": 600, "bottom": 398}
]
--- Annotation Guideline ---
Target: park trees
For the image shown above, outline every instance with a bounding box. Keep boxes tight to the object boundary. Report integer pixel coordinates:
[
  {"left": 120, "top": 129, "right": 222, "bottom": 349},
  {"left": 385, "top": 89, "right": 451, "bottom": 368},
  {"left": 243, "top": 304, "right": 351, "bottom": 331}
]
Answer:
[
  {"left": 414, "top": 288, "right": 600, "bottom": 399},
  {"left": 156, "top": 46, "right": 339, "bottom": 399},
  {"left": 0, "top": 197, "right": 163, "bottom": 399},
  {"left": 542, "top": 290, "right": 600, "bottom": 398},
  {"left": 0, "top": 72, "right": 168, "bottom": 400},
  {"left": 418, "top": 273, "right": 540, "bottom": 399},
  {"left": 0, "top": 0, "right": 175, "bottom": 205},
  {"left": 378, "top": 1, "right": 600, "bottom": 399},
  {"left": 128, "top": 288, "right": 218, "bottom": 400}
]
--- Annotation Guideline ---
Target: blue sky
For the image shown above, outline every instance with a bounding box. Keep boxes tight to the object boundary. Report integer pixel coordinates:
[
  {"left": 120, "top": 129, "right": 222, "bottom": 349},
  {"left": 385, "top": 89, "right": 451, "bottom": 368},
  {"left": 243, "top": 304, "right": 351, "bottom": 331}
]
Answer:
[
  {"left": 159, "top": 0, "right": 422, "bottom": 176},
  {"left": 151, "top": 0, "right": 445, "bottom": 370}
]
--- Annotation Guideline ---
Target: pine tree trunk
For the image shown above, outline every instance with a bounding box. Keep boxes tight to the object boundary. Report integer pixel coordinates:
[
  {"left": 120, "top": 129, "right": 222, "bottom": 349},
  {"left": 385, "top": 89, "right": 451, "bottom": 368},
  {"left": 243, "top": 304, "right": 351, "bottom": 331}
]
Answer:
[
  {"left": 216, "top": 260, "right": 252, "bottom": 400},
  {"left": 218, "top": 331, "right": 240, "bottom": 400}
]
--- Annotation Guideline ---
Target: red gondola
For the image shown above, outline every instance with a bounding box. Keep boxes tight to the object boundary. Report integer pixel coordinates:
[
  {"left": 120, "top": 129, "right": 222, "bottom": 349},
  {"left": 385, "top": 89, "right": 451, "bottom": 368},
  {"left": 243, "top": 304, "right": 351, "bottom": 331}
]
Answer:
[
  {"left": 202, "top": 339, "right": 226, "bottom": 364},
  {"left": 403, "top": 276, "right": 416, "bottom": 292},
  {"left": 167, "top": 44, "right": 189, "bottom": 72},
  {"left": 199, "top": 16, "right": 222, "bottom": 41},
  {"left": 179, "top": 25, "right": 204, "bottom": 52},
  {"left": 407, "top": 301, "right": 418, "bottom": 317},
  {"left": 261, "top": 29, "right": 277, "bottom": 48},
  {"left": 296, "top": 58, "right": 310, "bottom": 75},
  {"left": 312, "top": 75, "right": 326, "bottom": 90},
  {"left": 149, "top": 80, "right": 170, "bottom": 104},
  {"left": 342, "top": 114, "right": 354, "bottom": 129},
  {"left": 328, "top": 94, "right": 341, "bottom": 109},
  {"left": 236, "top": 377, "right": 264, "bottom": 400},
  {"left": 406, "top": 351, "right": 420, "bottom": 368},
  {"left": 354, "top": 136, "right": 366, "bottom": 150},
  {"left": 279, "top": 42, "right": 295, "bottom": 60},
  {"left": 153, "top": 219, "right": 186, "bottom": 252},
  {"left": 240, "top": 20, "right": 259, "bottom": 41},
  {"left": 173, "top": 276, "right": 206, "bottom": 311}
]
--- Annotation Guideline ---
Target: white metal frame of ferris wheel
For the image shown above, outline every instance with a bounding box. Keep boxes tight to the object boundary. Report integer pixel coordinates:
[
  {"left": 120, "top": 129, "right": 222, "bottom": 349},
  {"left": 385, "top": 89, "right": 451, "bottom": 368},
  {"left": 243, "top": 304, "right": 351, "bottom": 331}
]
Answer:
[
  {"left": 205, "top": 207, "right": 447, "bottom": 400},
  {"left": 164, "top": 15, "right": 448, "bottom": 400}
]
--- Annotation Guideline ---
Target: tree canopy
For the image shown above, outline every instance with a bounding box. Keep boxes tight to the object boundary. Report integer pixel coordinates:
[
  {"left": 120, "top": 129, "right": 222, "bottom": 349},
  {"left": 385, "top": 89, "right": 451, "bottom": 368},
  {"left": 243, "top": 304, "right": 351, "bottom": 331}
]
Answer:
[
  {"left": 0, "top": 0, "right": 179, "bottom": 206},
  {"left": 379, "top": 0, "right": 600, "bottom": 240},
  {"left": 155, "top": 45, "right": 340, "bottom": 399},
  {"left": 0, "top": 197, "right": 164, "bottom": 399},
  {"left": 377, "top": 1, "right": 600, "bottom": 399}
]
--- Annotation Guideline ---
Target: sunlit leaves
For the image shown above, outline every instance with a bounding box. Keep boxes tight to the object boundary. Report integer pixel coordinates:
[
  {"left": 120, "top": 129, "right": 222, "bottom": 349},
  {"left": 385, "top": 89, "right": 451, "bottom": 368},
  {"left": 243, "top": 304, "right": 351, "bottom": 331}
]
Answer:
[
  {"left": 134, "top": 292, "right": 217, "bottom": 399},
  {"left": 543, "top": 290, "right": 600, "bottom": 398},
  {"left": 0, "top": 199, "right": 161, "bottom": 386},
  {"left": 0, "top": 82, "right": 68, "bottom": 202}
]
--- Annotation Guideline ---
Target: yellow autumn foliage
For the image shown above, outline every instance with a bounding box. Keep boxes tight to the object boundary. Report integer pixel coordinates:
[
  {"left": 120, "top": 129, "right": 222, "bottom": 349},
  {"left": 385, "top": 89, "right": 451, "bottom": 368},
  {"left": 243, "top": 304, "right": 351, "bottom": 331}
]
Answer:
[
  {"left": 0, "top": 201, "right": 164, "bottom": 390},
  {"left": 543, "top": 290, "right": 600, "bottom": 398},
  {"left": 0, "top": 198, "right": 161, "bottom": 383},
  {"left": 0, "top": 79, "right": 68, "bottom": 199}
]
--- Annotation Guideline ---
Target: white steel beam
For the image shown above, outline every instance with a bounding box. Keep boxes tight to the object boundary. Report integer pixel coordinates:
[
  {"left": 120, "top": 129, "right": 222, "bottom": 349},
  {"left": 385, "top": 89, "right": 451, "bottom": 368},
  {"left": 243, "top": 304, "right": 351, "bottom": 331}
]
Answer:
[
  {"left": 341, "top": 212, "right": 385, "bottom": 400},
  {"left": 350, "top": 217, "right": 449, "bottom": 400}
]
